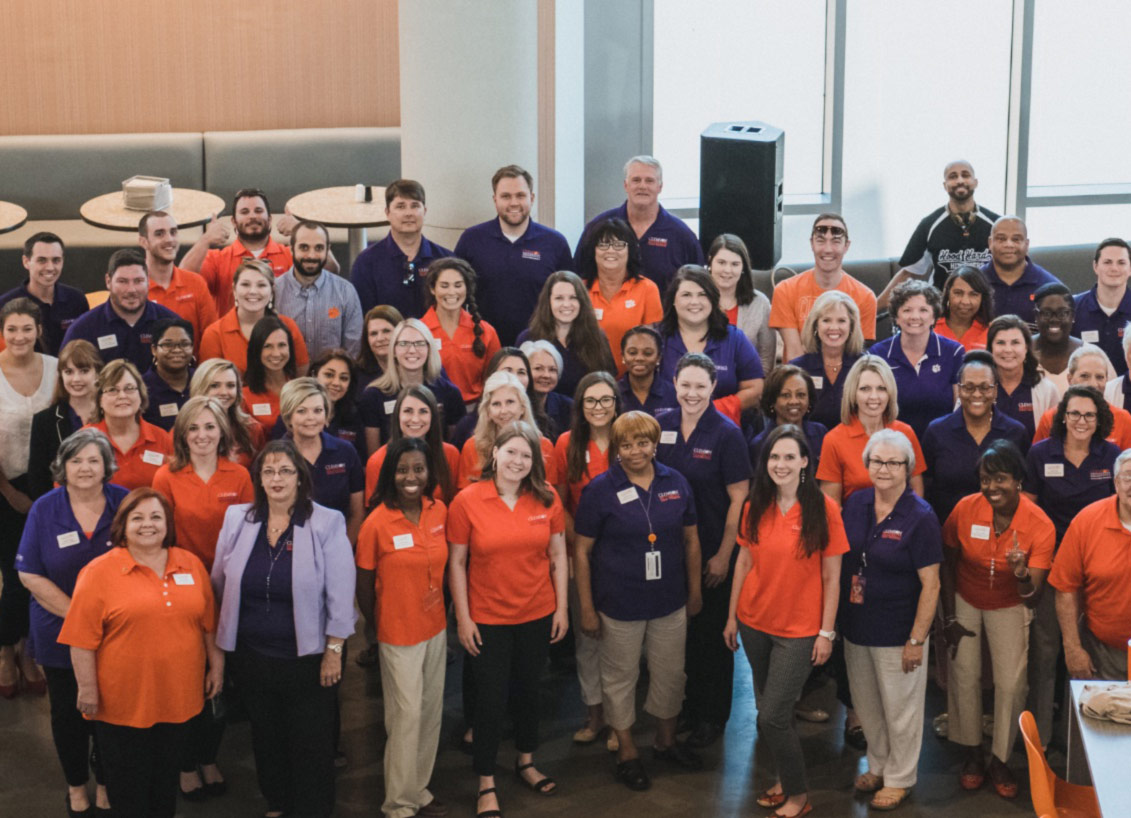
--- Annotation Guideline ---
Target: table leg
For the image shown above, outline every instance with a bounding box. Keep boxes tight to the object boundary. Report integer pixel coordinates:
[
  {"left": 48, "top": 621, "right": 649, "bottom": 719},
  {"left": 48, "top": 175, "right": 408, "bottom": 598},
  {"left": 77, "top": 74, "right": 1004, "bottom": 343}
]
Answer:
[
  {"left": 1066, "top": 683, "right": 1091, "bottom": 785},
  {"left": 348, "top": 226, "right": 368, "bottom": 272}
]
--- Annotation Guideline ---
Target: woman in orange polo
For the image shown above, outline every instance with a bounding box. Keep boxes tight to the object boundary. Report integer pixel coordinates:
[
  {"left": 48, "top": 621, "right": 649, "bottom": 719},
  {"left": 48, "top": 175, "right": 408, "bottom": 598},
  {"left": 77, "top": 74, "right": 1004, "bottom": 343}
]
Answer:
[
  {"left": 578, "top": 219, "right": 663, "bottom": 373},
  {"left": 241, "top": 317, "right": 298, "bottom": 432},
  {"left": 85, "top": 360, "right": 173, "bottom": 489},
  {"left": 421, "top": 257, "right": 501, "bottom": 404},
  {"left": 356, "top": 437, "right": 449, "bottom": 818},
  {"left": 816, "top": 355, "right": 926, "bottom": 504},
  {"left": 190, "top": 359, "right": 264, "bottom": 469},
  {"left": 724, "top": 425, "right": 848, "bottom": 818},
  {"left": 935, "top": 266, "right": 993, "bottom": 352},
  {"left": 198, "top": 259, "right": 309, "bottom": 375},
  {"left": 458, "top": 371, "right": 557, "bottom": 488},
  {"left": 364, "top": 385, "right": 459, "bottom": 504},
  {"left": 448, "top": 421, "right": 569, "bottom": 818},
  {"left": 59, "top": 487, "right": 222, "bottom": 818}
]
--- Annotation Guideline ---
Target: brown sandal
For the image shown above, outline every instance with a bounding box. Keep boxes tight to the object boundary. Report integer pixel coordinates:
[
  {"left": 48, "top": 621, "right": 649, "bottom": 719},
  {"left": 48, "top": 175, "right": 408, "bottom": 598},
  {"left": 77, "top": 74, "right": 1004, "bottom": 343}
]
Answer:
[
  {"left": 870, "top": 787, "right": 910, "bottom": 811},
  {"left": 855, "top": 771, "right": 884, "bottom": 793}
]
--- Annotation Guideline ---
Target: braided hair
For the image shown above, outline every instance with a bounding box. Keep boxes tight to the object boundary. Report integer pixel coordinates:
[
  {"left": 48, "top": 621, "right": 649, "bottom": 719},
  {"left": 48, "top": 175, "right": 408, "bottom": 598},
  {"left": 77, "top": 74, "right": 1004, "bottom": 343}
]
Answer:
[{"left": 427, "top": 257, "right": 487, "bottom": 358}]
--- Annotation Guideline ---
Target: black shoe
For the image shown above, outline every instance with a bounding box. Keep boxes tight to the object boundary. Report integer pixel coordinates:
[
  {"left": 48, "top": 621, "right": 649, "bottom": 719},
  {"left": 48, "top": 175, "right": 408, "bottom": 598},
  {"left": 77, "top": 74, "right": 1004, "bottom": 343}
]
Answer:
[
  {"left": 179, "top": 784, "right": 207, "bottom": 802},
  {"left": 65, "top": 793, "right": 93, "bottom": 817},
  {"left": 614, "top": 758, "right": 651, "bottom": 791},
  {"left": 844, "top": 724, "right": 868, "bottom": 751},
  {"left": 652, "top": 742, "right": 703, "bottom": 770},
  {"left": 203, "top": 778, "right": 227, "bottom": 797},
  {"left": 685, "top": 721, "right": 724, "bottom": 749}
]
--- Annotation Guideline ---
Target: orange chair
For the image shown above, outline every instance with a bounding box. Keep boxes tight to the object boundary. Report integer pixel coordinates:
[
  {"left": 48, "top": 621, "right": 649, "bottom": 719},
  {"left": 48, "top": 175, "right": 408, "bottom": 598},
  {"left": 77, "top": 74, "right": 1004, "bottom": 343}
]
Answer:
[{"left": 1019, "top": 710, "right": 1100, "bottom": 818}]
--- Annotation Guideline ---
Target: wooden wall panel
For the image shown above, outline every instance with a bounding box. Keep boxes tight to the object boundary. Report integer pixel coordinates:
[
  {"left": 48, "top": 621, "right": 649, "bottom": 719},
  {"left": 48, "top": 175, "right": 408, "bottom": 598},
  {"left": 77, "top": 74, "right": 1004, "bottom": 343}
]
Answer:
[{"left": 0, "top": 0, "right": 399, "bottom": 135}]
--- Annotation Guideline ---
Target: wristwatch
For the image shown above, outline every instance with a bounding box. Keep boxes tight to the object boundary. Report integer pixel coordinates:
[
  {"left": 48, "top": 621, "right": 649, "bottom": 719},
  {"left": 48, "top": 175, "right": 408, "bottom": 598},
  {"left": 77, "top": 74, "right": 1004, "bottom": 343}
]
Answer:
[
  {"left": 326, "top": 642, "right": 343, "bottom": 654},
  {"left": 908, "top": 637, "right": 924, "bottom": 647},
  {"left": 818, "top": 629, "right": 837, "bottom": 642}
]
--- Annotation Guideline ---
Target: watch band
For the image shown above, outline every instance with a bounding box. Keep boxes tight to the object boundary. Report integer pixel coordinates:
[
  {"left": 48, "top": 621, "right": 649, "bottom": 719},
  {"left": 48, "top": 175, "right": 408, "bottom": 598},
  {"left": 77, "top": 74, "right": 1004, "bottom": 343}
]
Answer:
[
  {"left": 818, "top": 629, "right": 836, "bottom": 642},
  {"left": 327, "top": 642, "right": 343, "bottom": 654}
]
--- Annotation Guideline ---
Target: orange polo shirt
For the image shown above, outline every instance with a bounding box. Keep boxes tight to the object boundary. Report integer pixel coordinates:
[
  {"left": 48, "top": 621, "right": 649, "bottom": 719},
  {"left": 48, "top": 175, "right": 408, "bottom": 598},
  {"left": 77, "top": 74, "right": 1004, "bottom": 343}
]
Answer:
[
  {"left": 199, "top": 238, "right": 293, "bottom": 315},
  {"left": 364, "top": 441, "right": 461, "bottom": 504},
  {"left": 1032, "top": 405, "right": 1131, "bottom": 448},
  {"left": 735, "top": 495, "right": 850, "bottom": 637},
  {"left": 943, "top": 492, "right": 1055, "bottom": 611},
  {"left": 421, "top": 307, "right": 502, "bottom": 404},
  {"left": 815, "top": 417, "right": 926, "bottom": 499},
  {"left": 446, "top": 479, "right": 565, "bottom": 625},
  {"left": 151, "top": 459, "right": 254, "bottom": 569},
  {"left": 241, "top": 386, "right": 282, "bottom": 432},
  {"left": 86, "top": 420, "right": 174, "bottom": 490},
  {"left": 934, "top": 317, "right": 988, "bottom": 352},
  {"left": 588, "top": 276, "right": 663, "bottom": 375},
  {"left": 356, "top": 499, "right": 449, "bottom": 646},
  {"left": 148, "top": 267, "right": 218, "bottom": 355},
  {"left": 232, "top": 422, "right": 266, "bottom": 471},
  {"left": 1049, "top": 496, "right": 1131, "bottom": 649},
  {"left": 457, "top": 435, "right": 558, "bottom": 489},
  {"left": 58, "top": 546, "right": 216, "bottom": 728},
  {"left": 198, "top": 309, "right": 309, "bottom": 374},
  {"left": 551, "top": 431, "right": 611, "bottom": 514},
  {"left": 769, "top": 268, "right": 878, "bottom": 340}
]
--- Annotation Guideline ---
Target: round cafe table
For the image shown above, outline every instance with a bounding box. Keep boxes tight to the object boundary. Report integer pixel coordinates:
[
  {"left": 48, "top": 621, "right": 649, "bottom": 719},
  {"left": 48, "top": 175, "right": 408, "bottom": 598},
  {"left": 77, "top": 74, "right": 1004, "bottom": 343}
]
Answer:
[
  {"left": 80, "top": 188, "right": 225, "bottom": 231},
  {"left": 286, "top": 186, "right": 389, "bottom": 270},
  {"left": 0, "top": 201, "right": 29, "bottom": 235}
]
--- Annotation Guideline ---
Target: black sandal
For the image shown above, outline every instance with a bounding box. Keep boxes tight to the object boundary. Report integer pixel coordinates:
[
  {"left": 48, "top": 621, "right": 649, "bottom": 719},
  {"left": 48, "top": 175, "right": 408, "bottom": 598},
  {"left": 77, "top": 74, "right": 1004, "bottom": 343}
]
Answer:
[
  {"left": 614, "top": 757, "right": 651, "bottom": 791},
  {"left": 514, "top": 761, "right": 557, "bottom": 795},
  {"left": 476, "top": 786, "right": 502, "bottom": 818}
]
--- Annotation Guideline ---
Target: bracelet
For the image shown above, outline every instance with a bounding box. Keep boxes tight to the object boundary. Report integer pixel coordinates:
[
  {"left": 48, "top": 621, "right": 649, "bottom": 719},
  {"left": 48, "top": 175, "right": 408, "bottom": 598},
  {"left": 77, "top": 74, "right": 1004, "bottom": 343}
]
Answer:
[
  {"left": 1015, "top": 571, "right": 1032, "bottom": 583},
  {"left": 944, "top": 615, "right": 957, "bottom": 624},
  {"left": 1018, "top": 587, "right": 1036, "bottom": 599}
]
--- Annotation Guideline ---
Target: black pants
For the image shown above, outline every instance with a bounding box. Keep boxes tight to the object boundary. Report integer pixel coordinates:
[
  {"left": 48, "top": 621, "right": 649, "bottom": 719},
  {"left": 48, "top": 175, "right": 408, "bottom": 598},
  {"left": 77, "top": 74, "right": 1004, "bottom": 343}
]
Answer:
[
  {"left": 43, "top": 665, "right": 104, "bottom": 787},
  {"left": 0, "top": 476, "right": 30, "bottom": 646},
  {"left": 95, "top": 720, "right": 186, "bottom": 818},
  {"left": 470, "top": 615, "right": 551, "bottom": 777},
  {"left": 178, "top": 703, "right": 225, "bottom": 772},
  {"left": 231, "top": 646, "right": 336, "bottom": 817},
  {"left": 684, "top": 576, "right": 735, "bottom": 726}
]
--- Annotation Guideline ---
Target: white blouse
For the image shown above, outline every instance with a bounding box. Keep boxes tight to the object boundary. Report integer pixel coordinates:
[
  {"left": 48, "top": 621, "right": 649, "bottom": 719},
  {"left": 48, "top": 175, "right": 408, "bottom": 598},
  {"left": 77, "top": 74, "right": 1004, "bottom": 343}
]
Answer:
[{"left": 0, "top": 354, "right": 58, "bottom": 478}]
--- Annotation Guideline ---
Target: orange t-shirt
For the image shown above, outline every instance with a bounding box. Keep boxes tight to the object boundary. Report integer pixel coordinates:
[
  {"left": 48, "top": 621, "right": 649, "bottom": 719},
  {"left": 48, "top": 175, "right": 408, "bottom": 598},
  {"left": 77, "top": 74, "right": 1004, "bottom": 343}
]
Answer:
[
  {"left": 199, "top": 238, "right": 293, "bottom": 315},
  {"left": 1032, "top": 405, "right": 1131, "bottom": 448},
  {"left": 934, "top": 317, "right": 988, "bottom": 352},
  {"left": 1048, "top": 496, "right": 1131, "bottom": 649},
  {"left": 421, "top": 307, "right": 501, "bottom": 404},
  {"left": 86, "top": 420, "right": 174, "bottom": 490},
  {"left": 58, "top": 546, "right": 216, "bottom": 728},
  {"left": 588, "top": 276, "right": 663, "bottom": 375},
  {"left": 815, "top": 417, "right": 926, "bottom": 499},
  {"left": 151, "top": 459, "right": 254, "bottom": 569},
  {"left": 355, "top": 500, "right": 449, "bottom": 646},
  {"left": 457, "top": 434, "right": 558, "bottom": 489},
  {"left": 768, "top": 268, "right": 878, "bottom": 340},
  {"left": 446, "top": 479, "right": 564, "bottom": 625},
  {"left": 551, "top": 431, "right": 611, "bottom": 513},
  {"left": 148, "top": 267, "right": 218, "bottom": 355},
  {"left": 198, "top": 309, "right": 310, "bottom": 374},
  {"left": 735, "top": 494, "right": 850, "bottom": 637},
  {"left": 364, "top": 440, "right": 461, "bottom": 504},
  {"left": 241, "top": 386, "right": 282, "bottom": 431},
  {"left": 943, "top": 492, "right": 1055, "bottom": 610}
]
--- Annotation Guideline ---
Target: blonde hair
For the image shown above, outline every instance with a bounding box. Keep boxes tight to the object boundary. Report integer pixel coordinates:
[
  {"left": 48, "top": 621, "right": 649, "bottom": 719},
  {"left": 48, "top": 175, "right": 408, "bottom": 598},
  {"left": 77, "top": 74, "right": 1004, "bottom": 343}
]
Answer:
[
  {"left": 169, "top": 396, "right": 232, "bottom": 471},
  {"left": 93, "top": 359, "right": 147, "bottom": 422},
  {"left": 374, "top": 319, "right": 442, "bottom": 394},
  {"left": 190, "top": 358, "right": 256, "bottom": 455},
  {"left": 473, "top": 371, "right": 536, "bottom": 470},
  {"left": 840, "top": 354, "right": 899, "bottom": 426},
  {"left": 278, "top": 377, "right": 331, "bottom": 430},
  {"left": 232, "top": 259, "right": 276, "bottom": 313},
  {"left": 801, "top": 290, "right": 864, "bottom": 356}
]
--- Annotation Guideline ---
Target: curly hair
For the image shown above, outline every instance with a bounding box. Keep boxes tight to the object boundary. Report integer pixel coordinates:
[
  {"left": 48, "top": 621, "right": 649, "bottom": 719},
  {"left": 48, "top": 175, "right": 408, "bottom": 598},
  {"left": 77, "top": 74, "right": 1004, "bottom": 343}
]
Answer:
[
  {"left": 427, "top": 257, "right": 488, "bottom": 358},
  {"left": 1051, "top": 385, "right": 1114, "bottom": 442}
]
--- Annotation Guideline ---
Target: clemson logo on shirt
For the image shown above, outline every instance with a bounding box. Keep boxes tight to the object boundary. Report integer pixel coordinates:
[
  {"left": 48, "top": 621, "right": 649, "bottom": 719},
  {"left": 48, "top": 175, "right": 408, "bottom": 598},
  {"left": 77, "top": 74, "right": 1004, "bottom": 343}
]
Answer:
[
  {"left": 139, "top": 333, "right": 153, "bottom": 344},
  {"left": 1018, "top": 402, "right": 1033, "bottom": 412},
  {"left": 657, "top": 490, "right": 682, "bottom": 502},
  {"left": 337, "top": 430, "right": 356, "bottom": 441},
  {"left": 429, "top": 525, "right": 445, "bottom": 535},
  {"left": 528, "top": 514, "right": 548, "bottom": 524},
  {"left": 522, "top": 250, "right": 541, "bottom": 261},
  {"left": 324, "top": 463, "right": 346, "bottom": 475},
  {"left": 328, "top": 307, "right": 341, "bottom": 319},
  {"left": 647, "top": 237, "right": 668, "bottom": 248},
  {"left": 176, "top": 293, "right": 194, "bottom": 302},
  {"left": 692, "top": 448, "right": 713, "bottom": 460},
  {"left": 881, "top": 529, "right": 902, "bottom": 540},
  {"left": 1091, "top": 470, "right": 1112, "bottom": 481},
  {"left": 216, "top": 492, "right": 240, "bottom": 500}
]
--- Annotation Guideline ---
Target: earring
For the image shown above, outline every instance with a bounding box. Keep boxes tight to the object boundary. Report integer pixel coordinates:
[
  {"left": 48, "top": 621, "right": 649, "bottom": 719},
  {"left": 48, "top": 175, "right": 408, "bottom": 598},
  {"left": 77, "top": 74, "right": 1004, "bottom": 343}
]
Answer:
[{"left": 800, "top": 467, "right": 807, "bottom": 483}]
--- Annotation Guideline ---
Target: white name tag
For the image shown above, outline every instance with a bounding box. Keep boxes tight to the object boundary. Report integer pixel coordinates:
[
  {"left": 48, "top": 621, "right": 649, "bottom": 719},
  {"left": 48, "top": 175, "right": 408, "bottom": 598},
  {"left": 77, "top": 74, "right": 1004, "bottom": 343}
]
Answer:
[
  {"left": 172, "top": 573, "right": 194, "bottom": 585},
  {"left": 594, "top": 308, "right": 604, "bottom": 320},
  {"left": 970, "top": 524, "right": 991, "bottom": 540},
  {"left": 1082, "top": 330, "right": 1100, "bottom": 343},
  {"left": 252, "top": 403, "right": 271, "bottom": 416},
  {"left": 141, "top": 450, "right": 164, "bottom": 466},
  {"left": 660, "top": 430, "right": 678, "bottom": 444},
  {"left": 812, "top": 376, "right": 824, "bottom": 389},
  {"left": 57, "top": 531, "right": 80, "bottom": 548},
  {"left": 384, "top": 400, "right": 397, "bottom": 414},
  {"left": 585, "top": 450, "right": 590, "bottom": 463},
  {"left": 392, "top": 533, "right": 414, "bottom": 550},
  {"left": 1044, "top": 463, "right": 1065, "bottom": 478},
  {"left": 159, "top": 402, "right": 178, "bottom": 417},
  {"left": 434, "top": 338, "right": 442, "bottom": 350},
  {"left": 97, "top": 334, "right": 118, "bottom": 350},
  {"left": 625, "top": 299, "right": 636, "bottom": 309},
  {"left": 645, "top": 550, "right": 662, "bottom": 580},
  {"left": 617, "top": 487, "right": 638, "bottom": 504}
]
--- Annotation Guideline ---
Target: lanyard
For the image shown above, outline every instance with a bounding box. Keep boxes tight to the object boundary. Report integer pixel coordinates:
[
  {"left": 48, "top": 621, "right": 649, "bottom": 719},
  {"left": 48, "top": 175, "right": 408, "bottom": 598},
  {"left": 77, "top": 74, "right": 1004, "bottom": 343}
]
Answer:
[{"left": 634, "top": 479, "right": 658, "bottom": 550}]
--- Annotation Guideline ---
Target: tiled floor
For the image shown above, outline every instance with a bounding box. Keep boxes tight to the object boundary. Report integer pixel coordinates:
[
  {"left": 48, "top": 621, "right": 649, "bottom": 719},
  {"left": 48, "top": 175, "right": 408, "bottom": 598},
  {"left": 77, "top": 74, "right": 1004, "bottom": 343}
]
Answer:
[{"left": 0, "top": 630, "right": 1049, "bottom": 817}]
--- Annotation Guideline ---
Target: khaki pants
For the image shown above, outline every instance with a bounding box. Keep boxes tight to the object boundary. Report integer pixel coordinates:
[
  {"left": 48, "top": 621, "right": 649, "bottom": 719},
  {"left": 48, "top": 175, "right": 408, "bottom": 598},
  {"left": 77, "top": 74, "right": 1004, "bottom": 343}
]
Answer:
[
  {"left": 569, "top": 578, "right": 602, "bottom": 706},
  {"left": 845, "top": 638, "right": 929, "bottom": 788},
  {"left": 947, "top": 594, "right": 1030, "bottom": 763},
  {"left": 379, "top": 630, "right": 447, "bottom": 818},
  {"left": 598, "top": 607, "right": 687, "bottom": 730}
]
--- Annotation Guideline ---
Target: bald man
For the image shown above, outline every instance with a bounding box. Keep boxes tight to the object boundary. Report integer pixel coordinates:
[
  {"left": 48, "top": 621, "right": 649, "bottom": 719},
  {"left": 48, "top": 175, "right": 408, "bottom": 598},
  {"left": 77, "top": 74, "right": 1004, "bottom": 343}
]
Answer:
[{"left": 980, "top": 216, "right": 1062, "bottom": 324}]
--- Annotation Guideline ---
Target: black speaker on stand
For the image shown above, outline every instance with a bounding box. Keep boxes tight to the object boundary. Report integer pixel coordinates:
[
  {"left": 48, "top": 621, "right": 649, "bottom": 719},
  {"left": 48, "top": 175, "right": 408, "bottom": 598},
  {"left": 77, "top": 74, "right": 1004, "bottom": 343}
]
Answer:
[{"left": 699, "top": 121, "right": 784, "bottom": 270}]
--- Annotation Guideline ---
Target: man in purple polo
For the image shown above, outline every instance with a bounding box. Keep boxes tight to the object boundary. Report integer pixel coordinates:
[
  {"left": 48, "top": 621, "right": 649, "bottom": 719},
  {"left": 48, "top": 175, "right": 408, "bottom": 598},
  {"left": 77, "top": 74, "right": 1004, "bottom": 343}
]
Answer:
[
  {"left": 453, "top": 165, "right": 573, "bottom": 345},
  {"left": 578, "top": 155, "right": 704, "bottom": 294},
  {"left": 980, "top": 215, "right": 1062, "bottom": 326},
  {"left": 1073, "top": 238, "right": 1131, "bottom": 376}
]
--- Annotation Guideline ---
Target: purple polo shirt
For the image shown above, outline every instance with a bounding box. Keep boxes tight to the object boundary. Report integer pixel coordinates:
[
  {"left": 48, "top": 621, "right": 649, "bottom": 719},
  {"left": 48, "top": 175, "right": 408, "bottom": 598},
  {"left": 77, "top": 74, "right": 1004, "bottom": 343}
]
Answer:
[
  {"left": 1073, "top": 286, "right": 1131, "bottom": 376},
  {"left": 453, "top": 219, "right": 574, "bottom": 346},
  {"left": 358, "top": 376, "right": 466, "bottom": 441},
  {"left": 790, "top": 353, "right": 861, "bottom": 431},
  {"left": 840, "top": 487, "right": 943, "bottom": 647},
  {"left": 749, "top": 418, "right": 828, "bottom": 472},
  {"left": 61, "top": 299, "right": 178, "bottom": 373},
  {"left": 574, "top": 459, "right": 697, "bottom": 621},
  {"left": 515, "top": 330, "right": 587, "bottom": 399},
  {"left": 15, "top": 484, "right": 130, "bottom": 668},
  {"left": 659, "top": 324, "right": 764, "bottom": 399},
  {"left": 579, "top": 203, "right": 704, "bottom": 293},
  {"left": 304, "top": 432, "right": 364, "bottom": 518},
  {"left": 348, "top": 234, "right": 452, "bottom": 319},
  {"left": 869, "top": 332, "right": 965, "bottom": 439},
  {"left": 1025, "top": 436, "right": 1118, "bottom": 541},
  {"left": 617, "top": 372, "right": 678, "bottom": 418},
  {"left": 996, "top": 381, "right": 1042, "bottom": 441},
  {"left": 980, "top": 258, "right": 1063, "bottom": 324},
  {"left": 141, "top": 367, "right": 193, "bottom": 431},
  {"left": 0, "top": 280, "right": 89, "bottom": 356}
]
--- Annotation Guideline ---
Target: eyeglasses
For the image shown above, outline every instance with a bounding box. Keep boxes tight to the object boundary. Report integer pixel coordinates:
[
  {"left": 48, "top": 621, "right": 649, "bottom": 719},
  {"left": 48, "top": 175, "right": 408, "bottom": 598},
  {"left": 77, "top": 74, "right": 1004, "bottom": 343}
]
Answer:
[
  {"left": 1036, "top": 308, "right": 1073, "bottom": 320},
  {"left": 1114, "top": 473, "right": 1131, "bottom": 486},
  {"left": 867, "top": 458, "right": 907, "bottom": 471},
  {"left": 402, "top": 260, "right": 416, "bottom": 286},
  {"left": 156, "top": 341, "right": 193, "bottom": 351},
  {"left": 103, "top": 385, "right": 139, "bottom": 396},
  {"left": 261, "top": 467, "right": 298, "bottom": 479},
  {"left": 958, "top": 383, "right": 996, "bottom": 395},
  {"left": 582, "top": 395, "right": 616, "bottom": 409},
  {"left": 596, "top": 240, "right": 629, "bottom": 251},
  {"left": 1065, "top": 410, "right": 1098, "bottom": 423},
  {"left": 395, "top": 340, "right": 430, "bottom": 350}
]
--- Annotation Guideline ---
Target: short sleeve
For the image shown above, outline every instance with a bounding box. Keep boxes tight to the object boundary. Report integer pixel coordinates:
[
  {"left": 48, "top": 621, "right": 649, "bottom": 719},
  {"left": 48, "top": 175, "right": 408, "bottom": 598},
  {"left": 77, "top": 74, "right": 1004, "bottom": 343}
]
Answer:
[
  {"left": 768, "top": 279, "right": 798, "bottom": 330},
  {"left": 541, "top": 438, "right": 559, "bottom": 485},
  {"left": 814, "top": 434, "right": 845, "bottom": 484},
  {"left": 355, "top": 515, "right": 381, "bottom": 571},
  {"left": 857, "top": 289, "right": 878, "bottom": 339},
  {"left": 345, "top": 445, "right": 365, "bottom": 494},
  {"left": 194, "top": 554, "right": 218, "bottom": 633},
  {"left": 822, "top": 496, "right": 850, "bottom": 556},
  {"left": 921, "top": 425, "right": 939, "bottom": 479},
  {"left": 446, "top": 492, "right": 472, "bottom": 545},
  {"left": 358, "top": 387, "right": 389, "bottom": 430},
  {"left": 732, "top": 330, "right": 764, "bottom": 381},
  {"left": 552, "top": 435, "right": 569, "bottom": 486},
  {"left": 942, "top": 503, "right": 961, "bottom": 550},
  {"left": 679, "top": 474, "right": 698, "bottom": 527},
  {"left": 572, "top": 481, "right": 604, "bottom": 539},
  {"left": 1024, "top": 447, "right": 1044, "bottom": 495},
  {"left": 642, "top": 280, "right": 663, "bottom": 324},
  {"left": 719, "top": 424, "right": 754, "bottom": 486},
  {"left": 1027, "top": 513, "right": 1057, "bottom": 571},
  {"left": 15, "top": 501, "right": 46, "bottom": 577},
  {"left": 908, "top": 506, "right": 944, "bottom": 568},
  {"left": 151, "top": 468, "right": 173, "bottom": 508},
  {"left": 57, "top": 563, "right": 106, "bottom": 650},
  {"left": 1047, "top": 523, "right": 1084, "bottom": 592},
  {"left": 548, "top": 489, "right": 566, "bottom": 535},
  {"left": 948, "top": 345, "right": 965, "bottom": 385},
  {"left": 902, "top": 425, "right": 927, "bottom": 477}
]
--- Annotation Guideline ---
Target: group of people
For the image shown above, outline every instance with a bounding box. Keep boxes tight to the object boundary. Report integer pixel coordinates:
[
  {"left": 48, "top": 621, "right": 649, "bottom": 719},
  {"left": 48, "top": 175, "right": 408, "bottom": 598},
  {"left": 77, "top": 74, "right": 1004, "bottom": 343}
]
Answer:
[{"left": 0, "top": 154, "right": 1128, "bottom": 818}]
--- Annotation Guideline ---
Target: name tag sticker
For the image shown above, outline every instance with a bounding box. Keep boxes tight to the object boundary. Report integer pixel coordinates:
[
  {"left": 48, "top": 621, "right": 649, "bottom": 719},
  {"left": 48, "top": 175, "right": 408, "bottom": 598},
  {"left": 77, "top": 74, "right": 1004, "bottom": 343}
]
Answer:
[
  {"left": 392, "top": 533, "right": 414, "bottom": 550},
  {"left": 434, "top": 338, "right": 442, "bottom": 350},
  {"left": 660, "top": 430, "right": 678, "bottom": 444},
  {"left": 97, "top": 334, "right": 118, "bottom": 350},
  {"left": 812, "top": 376, "right": 824, "bottom": 389},
  {"left": 1082, "top": 330, "right": 1100, "bottom": 343},
  {"left": 585, "top": 450, "right": 591, "bottom": 463},
  {"left": 384, "top": 400, "right": 397, "bottom": 414},
  {"left": 159, "top": 402, "right": 178, "bottom": 417},
  {"left": 141, "top": 450, "right": 164, "bottom": 466},
  {"left": 172, "top": 573, "right": 194, "bottom": 585},
  {"left": 625, "top": 299, "right": 636, "bottom": 309},
  {"left": 617, "top": 487, "right": 639, "bottom": 504},
  {"left": 645, "top": 550, "right": 662, "bottom": 580},
  {"left": 57, "top": 531, "right": 80, "bottom": 548},
  {"left": 970, "top": 524, "right": 991, "bottom": 540},
  {"left": 252, "top": 403, "right": 271, "bottom": 416},
  {"left": 1044, "top": 463, "right": 1065, "bottom": 478},
  {"left": 594, "top": 308, "right": 604, "bottom": 320}
]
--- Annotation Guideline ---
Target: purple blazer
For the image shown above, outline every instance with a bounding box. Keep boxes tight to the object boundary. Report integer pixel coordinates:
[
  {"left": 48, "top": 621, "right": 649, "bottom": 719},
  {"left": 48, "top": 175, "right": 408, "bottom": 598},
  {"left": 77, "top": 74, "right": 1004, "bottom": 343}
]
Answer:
[{"left": 211, "top": 502, "right": 357, "bottom": 657}]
